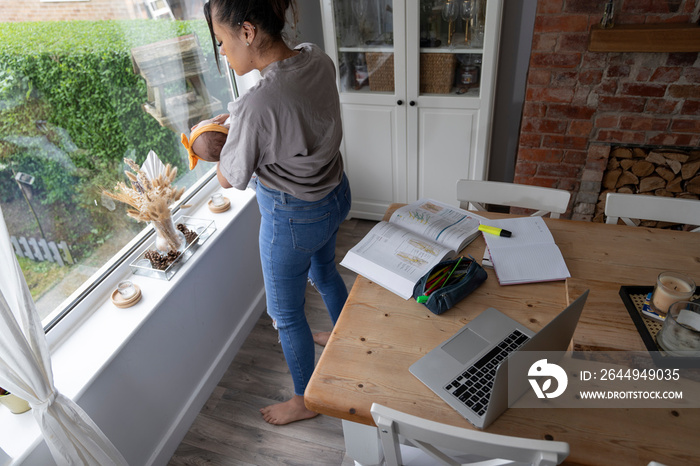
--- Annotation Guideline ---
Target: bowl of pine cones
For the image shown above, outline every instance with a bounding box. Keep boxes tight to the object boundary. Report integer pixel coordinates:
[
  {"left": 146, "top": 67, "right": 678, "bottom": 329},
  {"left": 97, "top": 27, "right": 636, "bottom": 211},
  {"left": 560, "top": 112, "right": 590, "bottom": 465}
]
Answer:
[
  {"left": 130, "top": 217, "right": 216, "bottom": 280},
  {"left": 103, "top": 152, "right": 216, "bottom": 280}
]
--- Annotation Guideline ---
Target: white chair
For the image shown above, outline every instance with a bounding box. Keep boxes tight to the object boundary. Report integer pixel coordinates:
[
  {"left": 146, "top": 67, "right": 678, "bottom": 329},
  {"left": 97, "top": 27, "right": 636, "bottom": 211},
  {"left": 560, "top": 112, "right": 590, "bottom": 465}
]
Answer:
[
  {"left": 456, "top": 180, "right": 571, "bottom": 218},
  {"left": 370, "top": 403, "right": 569, "bottom": 466},
  {"left": 604, "top": 192, "right": 700, "bottom": 232}
]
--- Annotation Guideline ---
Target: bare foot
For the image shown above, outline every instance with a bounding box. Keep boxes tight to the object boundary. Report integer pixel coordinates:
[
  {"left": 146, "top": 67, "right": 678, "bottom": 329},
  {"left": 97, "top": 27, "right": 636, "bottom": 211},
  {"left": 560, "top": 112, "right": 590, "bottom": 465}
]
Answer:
[
  {"left": 260, "top": 395, "right": 318, "bottom": 425},
  {"left": 313, "top": 331, "right": 331, "bottom": 347}
]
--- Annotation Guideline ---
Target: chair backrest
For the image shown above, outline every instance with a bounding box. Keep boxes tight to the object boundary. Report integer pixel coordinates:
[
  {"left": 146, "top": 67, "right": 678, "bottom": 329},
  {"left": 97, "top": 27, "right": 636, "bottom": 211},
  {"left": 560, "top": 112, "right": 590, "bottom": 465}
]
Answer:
[
  {"left": 605, "top": 193, "right": 700, "bottom": 232},
  {"left": 370, "top": 403, "right": 569, "bottom": 466},
  {"left": 456, "top": 180, "right": 571, "bottom": 219}
]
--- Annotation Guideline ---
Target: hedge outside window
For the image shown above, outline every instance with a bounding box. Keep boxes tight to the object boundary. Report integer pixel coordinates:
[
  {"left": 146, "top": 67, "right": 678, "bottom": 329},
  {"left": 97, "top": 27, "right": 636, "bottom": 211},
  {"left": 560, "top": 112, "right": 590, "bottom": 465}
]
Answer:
[{"left": 0, "top": 19, "right": 232, "bottom": 326}]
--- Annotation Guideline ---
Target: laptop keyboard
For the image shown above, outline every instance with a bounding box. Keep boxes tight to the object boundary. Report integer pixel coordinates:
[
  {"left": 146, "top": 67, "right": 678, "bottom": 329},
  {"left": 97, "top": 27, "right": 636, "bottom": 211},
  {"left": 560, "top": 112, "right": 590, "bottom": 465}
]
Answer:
[{"left": 444, "top": 329, "right": 530, "bottom": 416}]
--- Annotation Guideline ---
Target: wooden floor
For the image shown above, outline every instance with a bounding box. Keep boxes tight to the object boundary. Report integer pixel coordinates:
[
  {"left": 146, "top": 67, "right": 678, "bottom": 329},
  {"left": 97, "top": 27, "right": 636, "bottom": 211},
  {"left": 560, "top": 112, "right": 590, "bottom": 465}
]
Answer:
[{"left": 168, "top": 217, "right": 377, "bottom": 466}]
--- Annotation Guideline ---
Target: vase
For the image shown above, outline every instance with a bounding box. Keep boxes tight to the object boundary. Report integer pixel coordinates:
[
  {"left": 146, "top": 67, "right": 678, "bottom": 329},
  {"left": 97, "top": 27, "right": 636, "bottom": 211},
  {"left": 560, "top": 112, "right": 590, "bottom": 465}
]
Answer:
[
  {"left": 151, "top": 215, "right": 186, "bottom": 253},
  {"left": 0, "top": 393, "right": 31, "bottom": 414}
]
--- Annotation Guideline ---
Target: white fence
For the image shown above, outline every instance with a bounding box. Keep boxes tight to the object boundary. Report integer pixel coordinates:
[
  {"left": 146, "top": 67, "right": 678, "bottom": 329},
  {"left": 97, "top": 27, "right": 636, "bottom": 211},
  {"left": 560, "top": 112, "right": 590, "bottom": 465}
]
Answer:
[{"left": 10, "top": 236, "right": 73, "bottom": 267}]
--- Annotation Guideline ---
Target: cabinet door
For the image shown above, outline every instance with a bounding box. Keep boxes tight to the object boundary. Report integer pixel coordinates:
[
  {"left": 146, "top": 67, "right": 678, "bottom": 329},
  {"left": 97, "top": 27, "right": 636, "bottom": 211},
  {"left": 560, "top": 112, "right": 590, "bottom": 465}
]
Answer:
[
  {"left": 406, "top": 0, "right": 502, "bottom": 206},
  {"left": 320, "top": 0, "right": 408, "bottom": 220},
  {"left": 415, "top": 107, "right": 478, "bottom": 203},
  {"left": 340, "top": 104, "right": 405, "bottom": 219}
]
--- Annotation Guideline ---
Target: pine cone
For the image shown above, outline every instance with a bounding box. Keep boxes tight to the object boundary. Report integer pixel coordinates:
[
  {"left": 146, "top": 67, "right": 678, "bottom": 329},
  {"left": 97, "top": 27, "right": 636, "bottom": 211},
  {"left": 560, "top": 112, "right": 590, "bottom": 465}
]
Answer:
[
  {"left": 186, "top": 230, "right": 197, "bottom": 244},
  {"left": 145, "top": 250, "right": 168, "bottom": 270},
  {"left": 167, "top": 250, "right": 181, "bottom": 264},
  {"left": 177, "top": 223, "right": 198, "bottom": 244}
]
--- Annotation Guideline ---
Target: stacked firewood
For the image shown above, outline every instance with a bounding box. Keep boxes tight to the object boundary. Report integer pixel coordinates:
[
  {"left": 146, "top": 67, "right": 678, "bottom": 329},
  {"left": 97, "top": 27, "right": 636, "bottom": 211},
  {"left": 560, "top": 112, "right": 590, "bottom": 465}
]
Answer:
[{"left": 595, "top": 146, "right": 700, "bottom": 226}]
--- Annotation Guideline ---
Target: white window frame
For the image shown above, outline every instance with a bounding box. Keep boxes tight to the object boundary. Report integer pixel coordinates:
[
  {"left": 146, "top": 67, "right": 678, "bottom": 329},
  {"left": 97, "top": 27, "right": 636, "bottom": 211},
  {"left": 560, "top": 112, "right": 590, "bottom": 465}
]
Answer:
[
  {"left": 42, "top": 60, "right": 240, "bottom": 337},
  {"left": 42, "top": 169, "right": 217, "bottom": 344}
]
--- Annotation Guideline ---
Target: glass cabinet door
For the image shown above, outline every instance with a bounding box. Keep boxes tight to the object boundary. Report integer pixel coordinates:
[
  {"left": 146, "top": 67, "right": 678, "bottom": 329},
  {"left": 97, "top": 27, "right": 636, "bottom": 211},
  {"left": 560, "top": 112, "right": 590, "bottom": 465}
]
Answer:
[
  {"left": 418, "top": 0, "right": 486, "bottom": 97},
  {"left": 332, "top": 0, "right": 395, "bottom": 94}
]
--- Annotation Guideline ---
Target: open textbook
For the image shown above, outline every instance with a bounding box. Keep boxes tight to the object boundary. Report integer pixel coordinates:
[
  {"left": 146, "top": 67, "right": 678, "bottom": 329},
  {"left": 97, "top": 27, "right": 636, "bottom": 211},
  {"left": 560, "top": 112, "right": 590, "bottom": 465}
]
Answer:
[
  {"left": 341, "top": 199, "right": 486, "bottom": 299},
  {"left": 482, "top": 216, "right": 570, "bottom": 285}
]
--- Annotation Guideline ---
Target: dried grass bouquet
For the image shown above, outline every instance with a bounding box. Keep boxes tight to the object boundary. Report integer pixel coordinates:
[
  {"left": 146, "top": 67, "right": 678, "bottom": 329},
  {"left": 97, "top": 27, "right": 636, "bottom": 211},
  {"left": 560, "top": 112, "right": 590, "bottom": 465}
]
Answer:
[{"left": 103, "top": 152, "right": 186, "bottom": 252}]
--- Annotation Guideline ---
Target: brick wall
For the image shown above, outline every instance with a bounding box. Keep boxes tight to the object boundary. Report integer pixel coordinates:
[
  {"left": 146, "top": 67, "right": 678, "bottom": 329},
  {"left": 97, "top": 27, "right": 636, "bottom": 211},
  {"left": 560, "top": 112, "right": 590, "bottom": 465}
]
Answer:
[
  {"left": 514, "top": 0, "right": 700, "bottom": 220},
  {"left": 0, "top": 0, "right": 146, "bottom": 22}
]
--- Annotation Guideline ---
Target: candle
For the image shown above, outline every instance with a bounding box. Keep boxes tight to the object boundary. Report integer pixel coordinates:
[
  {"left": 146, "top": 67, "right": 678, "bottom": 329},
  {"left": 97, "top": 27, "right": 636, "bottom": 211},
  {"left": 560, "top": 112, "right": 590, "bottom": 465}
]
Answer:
[
  {"left": 211, "top": 193, "right": 225, "bottom": 207},
  {"left": 117, "top": 280, "right": 136, "bottom": 299},
  {"left": 651, "top": 272, "right": 695, "bottom": 315}
]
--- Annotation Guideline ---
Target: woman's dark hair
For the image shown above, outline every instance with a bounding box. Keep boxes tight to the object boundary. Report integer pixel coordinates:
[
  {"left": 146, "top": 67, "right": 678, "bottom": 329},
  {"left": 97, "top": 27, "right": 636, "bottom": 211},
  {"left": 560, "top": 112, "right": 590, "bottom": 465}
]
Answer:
[{"left": 204, "top": 0, "right": 298, "bottom": 69}]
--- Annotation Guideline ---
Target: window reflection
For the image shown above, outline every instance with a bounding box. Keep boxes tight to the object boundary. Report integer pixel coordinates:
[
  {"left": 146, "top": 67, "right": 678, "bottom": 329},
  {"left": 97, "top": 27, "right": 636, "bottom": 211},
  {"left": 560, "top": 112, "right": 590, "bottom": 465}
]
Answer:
[{"left": 0, "top": 3, "right": 232, "bottom": 324}]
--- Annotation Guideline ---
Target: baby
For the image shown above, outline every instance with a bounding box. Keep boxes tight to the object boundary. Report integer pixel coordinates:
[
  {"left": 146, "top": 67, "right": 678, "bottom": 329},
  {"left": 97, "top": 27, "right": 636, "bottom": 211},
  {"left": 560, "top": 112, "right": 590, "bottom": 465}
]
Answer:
[{"left": 180, "top": 114, "right": 229, "bottom": 169}]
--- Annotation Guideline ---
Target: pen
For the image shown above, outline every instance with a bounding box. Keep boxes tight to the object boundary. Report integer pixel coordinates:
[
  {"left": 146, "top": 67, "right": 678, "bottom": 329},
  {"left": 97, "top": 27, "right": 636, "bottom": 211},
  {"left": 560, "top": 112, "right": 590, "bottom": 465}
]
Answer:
[
  {"left": 425, "top": 268, "right": 449, "bottom": 289},
  {"left": 441, "top": 257, "right": 463, "bottom": 288},
  {"left": 427, "top": 266, "right": 449, "bottom": 283},
  {"left": 417, "top": 258, "right": 470, "bottom": 303},
  {"left": 479, "top": 224, "right": 512, "bottom": 237},
  {"left": 425, "top": 257, "right": 463, "bottom": 296}
]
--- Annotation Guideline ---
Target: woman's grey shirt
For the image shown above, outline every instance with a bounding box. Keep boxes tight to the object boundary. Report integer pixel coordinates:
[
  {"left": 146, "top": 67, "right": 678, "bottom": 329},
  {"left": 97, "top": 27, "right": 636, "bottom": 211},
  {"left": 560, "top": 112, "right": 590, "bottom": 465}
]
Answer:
[{"left": 219, "top": 42, "right": 344, "bottom": 202}]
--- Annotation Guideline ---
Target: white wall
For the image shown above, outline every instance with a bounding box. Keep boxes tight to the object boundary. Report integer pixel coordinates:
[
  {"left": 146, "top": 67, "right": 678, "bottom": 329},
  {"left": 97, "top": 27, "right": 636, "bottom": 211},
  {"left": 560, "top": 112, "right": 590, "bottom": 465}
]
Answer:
[{"left": 21, "top": 194, "right": 265, "bottom": 465}]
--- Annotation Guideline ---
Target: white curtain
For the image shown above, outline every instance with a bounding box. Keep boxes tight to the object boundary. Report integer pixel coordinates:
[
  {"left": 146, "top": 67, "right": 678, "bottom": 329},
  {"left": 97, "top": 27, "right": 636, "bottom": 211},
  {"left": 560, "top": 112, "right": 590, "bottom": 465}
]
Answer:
[{"left": 0, "top": 206, "right": 127, "bottom": 466}]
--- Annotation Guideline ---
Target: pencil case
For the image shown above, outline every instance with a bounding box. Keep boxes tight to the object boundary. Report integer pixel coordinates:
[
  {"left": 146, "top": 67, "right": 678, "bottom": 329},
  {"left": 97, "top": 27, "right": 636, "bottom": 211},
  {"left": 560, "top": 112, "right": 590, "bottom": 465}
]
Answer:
[{"left": 412, "top": 256, "right": 487, "bottom": 315}]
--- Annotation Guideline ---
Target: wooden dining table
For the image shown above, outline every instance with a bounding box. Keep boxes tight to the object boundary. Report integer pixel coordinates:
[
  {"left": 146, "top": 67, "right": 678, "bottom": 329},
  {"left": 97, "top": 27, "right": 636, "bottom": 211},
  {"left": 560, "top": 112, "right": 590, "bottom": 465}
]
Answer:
[{"left": 305, "top": 206, "right": 700, "bottom": 466}]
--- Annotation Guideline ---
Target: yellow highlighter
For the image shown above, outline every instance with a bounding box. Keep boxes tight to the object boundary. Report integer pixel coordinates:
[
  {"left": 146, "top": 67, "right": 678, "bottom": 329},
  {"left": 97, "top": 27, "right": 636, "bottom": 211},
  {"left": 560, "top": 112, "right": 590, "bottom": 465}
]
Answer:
[{"left": 479, "top": 224, "right": 512, "bottom": 237}]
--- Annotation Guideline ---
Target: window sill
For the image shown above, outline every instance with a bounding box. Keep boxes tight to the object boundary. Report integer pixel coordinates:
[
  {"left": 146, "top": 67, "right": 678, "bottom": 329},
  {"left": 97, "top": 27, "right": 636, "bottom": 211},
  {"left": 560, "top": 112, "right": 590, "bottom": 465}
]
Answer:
[{"left": 0, "top": 179, "right": 258, "bottom": 463}]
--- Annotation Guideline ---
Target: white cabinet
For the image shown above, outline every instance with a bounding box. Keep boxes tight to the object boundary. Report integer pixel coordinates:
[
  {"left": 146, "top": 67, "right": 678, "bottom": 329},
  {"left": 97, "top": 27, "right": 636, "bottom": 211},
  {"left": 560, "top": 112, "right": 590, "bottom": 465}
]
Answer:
[{"left": 320, "top": 0, "right": 502, "bottom": 220}]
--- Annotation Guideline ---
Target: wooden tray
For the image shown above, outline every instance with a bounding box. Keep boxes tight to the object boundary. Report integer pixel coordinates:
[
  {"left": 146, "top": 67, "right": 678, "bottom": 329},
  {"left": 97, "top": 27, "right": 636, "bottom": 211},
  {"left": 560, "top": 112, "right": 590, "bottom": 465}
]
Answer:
[{"left": 619, "top": 286, "right": 700, "bottom": 368}]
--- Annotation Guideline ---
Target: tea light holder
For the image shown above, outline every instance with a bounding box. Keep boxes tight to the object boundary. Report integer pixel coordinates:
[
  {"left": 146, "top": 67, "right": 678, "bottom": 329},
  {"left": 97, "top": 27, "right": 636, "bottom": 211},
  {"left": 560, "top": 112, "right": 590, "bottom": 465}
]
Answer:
[
  {"left": 111, "top": 280, "right": 142, "bottom": 308},
  {"left": 117, "top": 280, "right": 136, "bottom": 299},
  {"left": 656, "top": 301, "right": 700, "bottom": 357},
  {"left": 208, "top": 193, "right": 230, "bottom": 213},
  {"left": 650, "top": 271, "right": 695, "bottom": 317},
  {"left": 211, "top": 193, "right": 225, "bottom": 206}
]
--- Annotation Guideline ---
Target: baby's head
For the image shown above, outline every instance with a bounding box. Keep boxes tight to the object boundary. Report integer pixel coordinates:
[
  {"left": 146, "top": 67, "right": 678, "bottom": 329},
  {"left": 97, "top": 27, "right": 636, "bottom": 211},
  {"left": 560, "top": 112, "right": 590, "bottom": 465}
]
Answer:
[
  {"left": 181, "top": 121, "right": 229, "bottom": 169},
  {"left": 191, "top": 130, "right": 227, "bottom": 162}
]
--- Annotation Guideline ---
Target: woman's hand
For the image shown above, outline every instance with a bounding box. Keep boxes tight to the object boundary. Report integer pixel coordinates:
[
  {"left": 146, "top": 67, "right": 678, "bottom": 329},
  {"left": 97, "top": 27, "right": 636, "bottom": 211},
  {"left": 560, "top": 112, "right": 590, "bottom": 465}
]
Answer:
[
  {"left": 191, "top": 113, "right": 230, "bottom": 131},
  {"left": 212, "top": 113, "right": 230, "bottom": 124}
]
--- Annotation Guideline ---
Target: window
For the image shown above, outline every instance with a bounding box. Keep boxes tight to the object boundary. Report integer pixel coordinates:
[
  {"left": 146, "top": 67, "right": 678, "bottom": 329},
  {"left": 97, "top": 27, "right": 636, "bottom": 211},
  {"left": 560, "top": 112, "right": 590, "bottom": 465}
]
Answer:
[{"left": 0, "top": 6, "right": 234, "bottom": 328}]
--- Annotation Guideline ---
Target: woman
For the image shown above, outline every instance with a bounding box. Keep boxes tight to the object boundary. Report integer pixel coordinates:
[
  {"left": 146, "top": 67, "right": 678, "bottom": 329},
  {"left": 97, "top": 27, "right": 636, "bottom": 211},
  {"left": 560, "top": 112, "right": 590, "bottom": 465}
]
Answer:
[{"left": 204, "top": 0, "right": 351, "bottom": 425}]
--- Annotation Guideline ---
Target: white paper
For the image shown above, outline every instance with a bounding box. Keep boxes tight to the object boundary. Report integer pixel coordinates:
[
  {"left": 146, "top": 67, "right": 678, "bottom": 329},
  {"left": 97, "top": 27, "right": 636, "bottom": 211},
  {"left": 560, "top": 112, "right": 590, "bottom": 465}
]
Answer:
[
  {"left": 340, "top": 221, "right": 454, "bottom": 299},
  {"left": 141, "top": 150, "right": 166, "bottom": 180},
  {"left": 388, "top": 199, "right": 486, "bottom": 252},
  {"left": 340, "top": 199, "right": 486, "bottom": 299},
  {"left": 482, "top": 216, "right": 570, "bottom": 285}
]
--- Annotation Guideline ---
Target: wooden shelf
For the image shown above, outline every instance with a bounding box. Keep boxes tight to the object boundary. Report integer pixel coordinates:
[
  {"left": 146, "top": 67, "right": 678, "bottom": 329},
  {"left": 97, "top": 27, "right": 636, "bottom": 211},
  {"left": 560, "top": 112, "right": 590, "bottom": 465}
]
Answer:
[{"left": 588, "top": 23, "right": 700, "bottom": 53}]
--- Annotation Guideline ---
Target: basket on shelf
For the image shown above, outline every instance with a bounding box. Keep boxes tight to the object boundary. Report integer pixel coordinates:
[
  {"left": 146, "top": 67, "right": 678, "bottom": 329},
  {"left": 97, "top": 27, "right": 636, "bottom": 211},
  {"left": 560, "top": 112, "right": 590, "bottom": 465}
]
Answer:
[
  {"left": 366, "top": 52, "right": 395, "bottom": 92},
  {"left": 420, "top": 53, "right": 457, "bottom": 94}
]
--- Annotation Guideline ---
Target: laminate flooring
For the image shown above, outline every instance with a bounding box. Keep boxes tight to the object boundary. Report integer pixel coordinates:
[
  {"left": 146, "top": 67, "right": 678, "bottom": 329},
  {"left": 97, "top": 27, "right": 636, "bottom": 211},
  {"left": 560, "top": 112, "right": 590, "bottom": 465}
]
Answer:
[{"left": 168, "top": 217, "right": 377, "bottom": 466}]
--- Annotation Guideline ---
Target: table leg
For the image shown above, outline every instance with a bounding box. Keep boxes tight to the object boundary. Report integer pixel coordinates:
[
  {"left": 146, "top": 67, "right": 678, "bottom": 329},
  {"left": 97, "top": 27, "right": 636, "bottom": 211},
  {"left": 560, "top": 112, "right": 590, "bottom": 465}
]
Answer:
[{"left": 342, "top": 420, "right": 383, "bottom": 466}]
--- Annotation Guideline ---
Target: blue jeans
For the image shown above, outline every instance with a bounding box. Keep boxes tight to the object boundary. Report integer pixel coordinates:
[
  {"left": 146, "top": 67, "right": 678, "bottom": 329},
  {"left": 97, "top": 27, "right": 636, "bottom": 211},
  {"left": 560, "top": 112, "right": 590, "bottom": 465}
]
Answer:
[{"left": 255, "top": 174, "right": 351, "bottom": 396}]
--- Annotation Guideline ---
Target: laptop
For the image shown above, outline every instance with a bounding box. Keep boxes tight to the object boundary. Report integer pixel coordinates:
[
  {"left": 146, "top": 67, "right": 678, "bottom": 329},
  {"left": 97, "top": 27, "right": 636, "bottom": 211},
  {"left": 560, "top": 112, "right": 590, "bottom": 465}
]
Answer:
[{"left": 409, "top": 290, "right": 589, "bottom": 429}]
